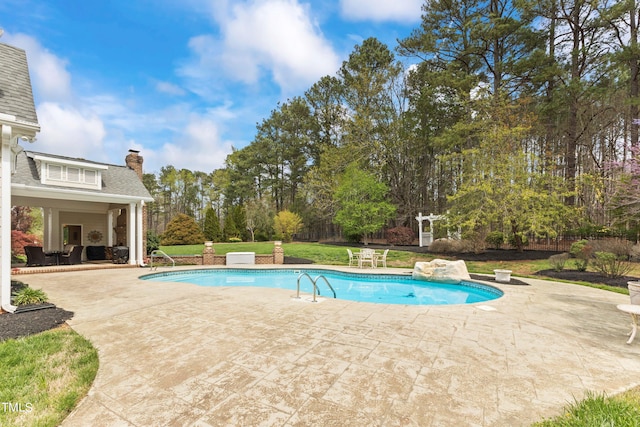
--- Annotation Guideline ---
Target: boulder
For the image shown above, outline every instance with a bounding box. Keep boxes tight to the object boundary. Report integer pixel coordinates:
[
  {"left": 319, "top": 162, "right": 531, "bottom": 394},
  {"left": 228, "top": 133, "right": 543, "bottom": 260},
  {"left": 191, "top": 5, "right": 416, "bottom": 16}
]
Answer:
[{"left": 412, "top": 259, "right": 471, "bottom": 283}]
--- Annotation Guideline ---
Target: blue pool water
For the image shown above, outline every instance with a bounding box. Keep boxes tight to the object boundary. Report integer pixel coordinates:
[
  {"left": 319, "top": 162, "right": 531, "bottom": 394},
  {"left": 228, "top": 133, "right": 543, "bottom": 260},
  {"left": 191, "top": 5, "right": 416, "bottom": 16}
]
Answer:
[{"left": 141, "top": 269, "right": 503, "bottom": 306}]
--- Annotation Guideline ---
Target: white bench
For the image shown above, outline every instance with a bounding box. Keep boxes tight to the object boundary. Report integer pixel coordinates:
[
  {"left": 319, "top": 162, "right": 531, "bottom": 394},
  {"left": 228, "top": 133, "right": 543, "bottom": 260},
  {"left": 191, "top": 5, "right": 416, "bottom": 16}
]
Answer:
[{"left": 226, "top": 252, "right": 255, "bottom": 265}]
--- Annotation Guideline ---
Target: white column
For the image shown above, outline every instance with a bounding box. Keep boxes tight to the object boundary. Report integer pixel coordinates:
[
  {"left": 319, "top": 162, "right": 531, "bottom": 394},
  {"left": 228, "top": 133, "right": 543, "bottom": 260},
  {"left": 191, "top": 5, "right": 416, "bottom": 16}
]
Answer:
[
  {"left": 44, "top": 208, "right": 52, "bottom": 251},
  {"left": 128, "top": 203, "right": 136, "bottom": 264},
  {"left": 107, "top": 210, "right": 114, "bottom": 247},
  {"left": 136, "top": 201, "right": 144, "bottom": 265},
  {"left": 415, "top": 212, "right": 424, "bottom": 247},
  {"left": 1, "top": 125, "right": 16, "bottom": 312}
]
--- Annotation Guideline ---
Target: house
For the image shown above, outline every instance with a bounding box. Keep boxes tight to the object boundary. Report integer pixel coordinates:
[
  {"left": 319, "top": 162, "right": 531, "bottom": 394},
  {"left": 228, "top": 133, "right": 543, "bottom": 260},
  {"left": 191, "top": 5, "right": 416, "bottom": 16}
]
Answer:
[
  {"left": 1, "top": 41, "right": 153, "bottom": 313},
  {"left": 12, "top": 148, "right": 154, "bottom": 262}
]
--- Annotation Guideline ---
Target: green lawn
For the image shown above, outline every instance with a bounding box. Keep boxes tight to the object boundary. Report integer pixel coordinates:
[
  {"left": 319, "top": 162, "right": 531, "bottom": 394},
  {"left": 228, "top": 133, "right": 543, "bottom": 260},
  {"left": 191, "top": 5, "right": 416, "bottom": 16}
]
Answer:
[
  {"left": 0, "top": 328, "right": 98, "bottom": 427},
  {"left": 159, "top": 241, "right": 435, "bottom": 267}
]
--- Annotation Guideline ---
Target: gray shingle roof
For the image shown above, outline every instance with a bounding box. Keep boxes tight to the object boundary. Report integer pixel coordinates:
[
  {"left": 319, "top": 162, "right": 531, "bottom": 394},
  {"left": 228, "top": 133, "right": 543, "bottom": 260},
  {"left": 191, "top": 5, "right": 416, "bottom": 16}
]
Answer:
[
  {"left": 13, "top": 150, "right": 153, "bottom": 201},
  {"left": 0, "top": 43, "right": 39, "bottom": 126}
]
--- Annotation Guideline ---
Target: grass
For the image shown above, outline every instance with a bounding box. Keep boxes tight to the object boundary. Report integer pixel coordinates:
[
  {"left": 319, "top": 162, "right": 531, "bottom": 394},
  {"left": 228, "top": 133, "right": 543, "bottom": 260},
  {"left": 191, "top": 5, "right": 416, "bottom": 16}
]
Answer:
[
  {"left": 159, "top": 242, "right": 435, "bottom": 267},
  {"left": 533, "top": 390, "right": 640, "bottom": 426},
  {"left": 0, "top": 327, "right": 98, "bottom": 427}
]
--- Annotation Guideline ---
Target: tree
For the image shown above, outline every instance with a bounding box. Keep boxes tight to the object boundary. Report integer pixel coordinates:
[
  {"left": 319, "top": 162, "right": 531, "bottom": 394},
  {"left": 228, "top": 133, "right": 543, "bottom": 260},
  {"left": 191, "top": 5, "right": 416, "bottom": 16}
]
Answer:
[
  {"left": 11, "top": 206, "right": 33, "bottom": 233},
  {"left": 273, "top": 210, "right": 303, "bottom": 243},
  {"left": 445, "top": 98, "right": 573, "bottom": 251},
  {"left": 333, "top": 163, "right": 396, "bottom": 244},
  {"left": 338, "top": 37, "right": 402, "bottom": 169},
  {"left": 203, "top": 207, "right": 222, "bottom": 242},
  {"left": 160, "top": 213, "right": 205, "bottom": 245},
  {"left": 245, "top": 197, "right": 275, "bottom": 241}
]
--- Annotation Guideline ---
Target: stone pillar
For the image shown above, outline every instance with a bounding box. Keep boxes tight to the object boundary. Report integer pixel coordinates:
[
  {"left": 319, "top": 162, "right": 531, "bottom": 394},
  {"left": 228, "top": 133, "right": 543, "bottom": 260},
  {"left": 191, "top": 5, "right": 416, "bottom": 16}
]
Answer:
[
  {"left": 203, "top": 241, "right": 215, "bottom": 265},
  {"left": 273, "top": 241, "right": 284, "bottom": 265}
]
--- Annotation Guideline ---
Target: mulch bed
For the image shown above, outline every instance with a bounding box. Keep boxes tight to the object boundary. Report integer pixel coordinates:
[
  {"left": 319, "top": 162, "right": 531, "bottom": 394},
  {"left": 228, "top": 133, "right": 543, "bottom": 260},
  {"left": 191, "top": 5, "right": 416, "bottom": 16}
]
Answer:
[
  {"left": 0, "top": 307, "right": 74, "bottom": 341},
  {"left": 533, "top": 269, "right": 636, "bottom": 288}
]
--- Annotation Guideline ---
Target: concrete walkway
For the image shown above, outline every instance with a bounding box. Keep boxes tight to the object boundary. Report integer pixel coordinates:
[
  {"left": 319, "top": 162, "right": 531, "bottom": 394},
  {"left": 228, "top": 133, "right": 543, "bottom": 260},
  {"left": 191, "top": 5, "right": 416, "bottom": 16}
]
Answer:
[{"left": 19, "top": 266, "right": 640, "bottom": 426}]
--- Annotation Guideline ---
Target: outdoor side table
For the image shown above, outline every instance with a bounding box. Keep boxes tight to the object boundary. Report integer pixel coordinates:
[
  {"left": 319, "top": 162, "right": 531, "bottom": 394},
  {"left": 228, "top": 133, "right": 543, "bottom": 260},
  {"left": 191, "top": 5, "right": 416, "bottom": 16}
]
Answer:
[{"left": 617, "top": 304, "right": 640, "bottom": 344}]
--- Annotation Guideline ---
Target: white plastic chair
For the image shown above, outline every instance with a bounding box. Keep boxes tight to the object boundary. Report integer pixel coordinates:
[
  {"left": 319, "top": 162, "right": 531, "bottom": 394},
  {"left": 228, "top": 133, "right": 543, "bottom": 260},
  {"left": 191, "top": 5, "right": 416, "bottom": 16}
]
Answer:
[
  {"left": 358, "top": 248, "right": 375, "bottom": 268},
  {"left": 375, "top": 249, "right": 389, "bottom": 268},
  {"left": 347, "top": 249, "right": 359, "bottom": 267}
]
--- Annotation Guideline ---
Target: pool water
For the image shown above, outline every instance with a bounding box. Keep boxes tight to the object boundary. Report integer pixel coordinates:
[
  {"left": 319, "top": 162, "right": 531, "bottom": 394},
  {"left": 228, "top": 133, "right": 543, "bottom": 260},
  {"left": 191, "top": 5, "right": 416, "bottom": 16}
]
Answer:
[{"left": 142, "top": 269, "right": 503, "bottom": 306}]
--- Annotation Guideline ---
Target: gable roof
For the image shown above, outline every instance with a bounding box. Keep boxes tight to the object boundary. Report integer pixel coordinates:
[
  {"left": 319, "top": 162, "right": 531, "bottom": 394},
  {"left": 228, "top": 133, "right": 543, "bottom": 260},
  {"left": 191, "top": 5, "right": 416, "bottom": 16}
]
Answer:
[
  {"left": 12, "top": 149, "right": 153, "bottom": 203},
  {"left": 0, "top": 43, "right": 39, "bottom": 127}
]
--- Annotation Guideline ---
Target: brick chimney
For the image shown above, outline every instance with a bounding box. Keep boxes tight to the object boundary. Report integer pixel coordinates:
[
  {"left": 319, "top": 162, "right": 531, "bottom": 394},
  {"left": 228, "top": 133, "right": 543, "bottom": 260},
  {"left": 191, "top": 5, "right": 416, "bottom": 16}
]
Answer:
[
  {"left": 125, "top": 149, "right": 143, "bottom": 180},
  {"left": 125, "top": 149, "right": 148, "bottom": 261}
]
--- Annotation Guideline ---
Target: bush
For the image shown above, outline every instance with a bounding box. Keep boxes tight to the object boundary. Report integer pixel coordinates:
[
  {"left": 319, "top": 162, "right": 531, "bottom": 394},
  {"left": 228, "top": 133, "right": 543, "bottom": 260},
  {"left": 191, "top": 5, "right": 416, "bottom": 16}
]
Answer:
[
  {"left": 589, "top": 238, "right": 633, "bottom": 258},
  {"left": 592, "top": 251, "right": 633, "bottom": 278},
  {"left": 161, "top": 214, "right": 206, "bottom": 245},
  {"left": 429, "top": 238, "right": 477, "bottom": 253},
  {"left": 485, "top": 231, "right": 505, "bottom": 249},
  {"left": 273, "top": 210, "right": 303, "bottom": 243},
  {"left": 569, "top": 239, "right": 592, "bottom": 271},
  {"left": 386, "top": 227, "right": 415, "bottom": 246},
  {"left": 11, "top": 230, "right": 40, "bottom": 256},
  {"left": 548, "top": 253, "right": 570, "bottom": 272},
  {"left": 12, "top": 286, "right": 48, "bottom": 305},
  {"left": 146, "top": 230, "right": 160, "bottom": 255}
]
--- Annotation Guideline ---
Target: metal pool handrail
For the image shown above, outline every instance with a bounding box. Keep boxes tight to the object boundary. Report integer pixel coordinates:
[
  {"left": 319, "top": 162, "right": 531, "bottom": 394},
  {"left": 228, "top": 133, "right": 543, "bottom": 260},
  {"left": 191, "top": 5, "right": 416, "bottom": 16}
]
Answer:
[
  {"left": 150, "top": 250, "right": 175, "bottom": 270},
  {"left": 296, "top": 272, "right": 336, "bottom": 302}
]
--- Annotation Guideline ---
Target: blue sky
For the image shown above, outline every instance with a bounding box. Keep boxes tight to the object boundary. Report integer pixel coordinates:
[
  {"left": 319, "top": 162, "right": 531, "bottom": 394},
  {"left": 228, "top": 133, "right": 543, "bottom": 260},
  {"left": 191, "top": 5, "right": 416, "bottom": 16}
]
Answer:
[{"left": 1, "top": 0, "right": 423, "bottom": 174}]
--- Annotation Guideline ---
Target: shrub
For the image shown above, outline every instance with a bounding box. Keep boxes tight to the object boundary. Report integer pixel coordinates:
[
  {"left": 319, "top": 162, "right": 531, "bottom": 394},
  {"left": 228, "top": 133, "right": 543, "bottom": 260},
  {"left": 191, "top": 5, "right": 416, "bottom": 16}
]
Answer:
[
  {"left": 485, "top": 231, "right": 505, "bottom": 249},
  {"left": 273, "top": 210, "right": 303, "bottom": 243},
  {"left": 592, "top": 251, "right": 633, "bottom": 278},
  {"left": 11, "top": 230, "right": 39, "bottom": 256},
  {"left": 429, "top": 238, "right": 477, "bottom": 253},
  {"left": 589, "top": 238, "right": 633, "bottom": 258},
  {"left": 386, "top": 227, "right": 415, "bottom": 246},
  {"left": 146, "top": 230, "right": 160, "bottom": 255},
  {"left": 161, "top": 214, "right": 206, "bottom": 245},
  {"left": 12, "top": 286, "right": 48, "bottom": 305},
  {"left": 548, "top": 253, "right": 570, "bottom": 272},
  {"left": 569, "top": 239, "right": 593, "bottom": 271},
  {"left": 228, "top": 237, "right": 242, "bottom": 243}
]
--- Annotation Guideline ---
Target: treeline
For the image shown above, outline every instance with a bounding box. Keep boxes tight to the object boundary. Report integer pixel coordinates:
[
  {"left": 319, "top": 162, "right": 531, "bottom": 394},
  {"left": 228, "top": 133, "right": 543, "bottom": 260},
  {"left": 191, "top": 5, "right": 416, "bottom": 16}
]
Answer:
[{"left": 143, "top": 0, "right": 640, "bottom": 245}]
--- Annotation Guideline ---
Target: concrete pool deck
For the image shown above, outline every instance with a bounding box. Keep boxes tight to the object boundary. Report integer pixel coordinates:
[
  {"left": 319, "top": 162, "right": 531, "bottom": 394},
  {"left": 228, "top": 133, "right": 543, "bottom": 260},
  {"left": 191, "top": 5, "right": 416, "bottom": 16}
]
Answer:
[{"left": 19, "top": 265, "right": 640, "bottom": 426}]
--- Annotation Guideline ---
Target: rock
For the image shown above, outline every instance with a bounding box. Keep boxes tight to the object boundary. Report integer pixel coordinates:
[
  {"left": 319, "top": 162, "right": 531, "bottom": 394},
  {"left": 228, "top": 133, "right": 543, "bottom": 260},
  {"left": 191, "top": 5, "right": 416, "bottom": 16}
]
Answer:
[{"left": 412, "top": 259, "right": 471, "bottom": 283}]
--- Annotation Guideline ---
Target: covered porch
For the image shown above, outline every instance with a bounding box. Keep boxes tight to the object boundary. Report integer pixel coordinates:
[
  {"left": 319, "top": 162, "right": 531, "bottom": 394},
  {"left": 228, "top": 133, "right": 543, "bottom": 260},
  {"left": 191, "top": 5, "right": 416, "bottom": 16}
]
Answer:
[
  {"left": 11, "top": 148, "right": 154, "bottom": 269},
  {"left": 13, "top": 196, "right": 147, "bottom": 266}
]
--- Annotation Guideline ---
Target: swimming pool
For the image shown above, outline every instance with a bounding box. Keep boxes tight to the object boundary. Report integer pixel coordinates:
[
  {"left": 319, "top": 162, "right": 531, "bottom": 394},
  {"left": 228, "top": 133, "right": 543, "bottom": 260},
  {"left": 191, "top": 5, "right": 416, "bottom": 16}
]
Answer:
[{"left": 141, "top": 269, "right": 503, "bottom": 306}]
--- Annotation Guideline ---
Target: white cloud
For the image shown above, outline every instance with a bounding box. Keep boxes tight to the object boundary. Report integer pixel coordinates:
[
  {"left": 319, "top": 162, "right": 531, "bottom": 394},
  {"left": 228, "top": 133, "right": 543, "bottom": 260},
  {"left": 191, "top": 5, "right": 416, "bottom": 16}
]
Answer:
[
  {"left": 3, "top": 32, "right": 73, "bottom": 103},
  {"left": 181, "top": 0, "right": 340, "bottom": 95},
  {"left": 149, "top": 114, "right": 233, "bottom": 172},
  {"left": 340, "top": 0, "right": 423, "bottom": 23},
  {"left": 35, "top": 102, "right": 107, "bottom": 159},
  {"left": 155, "top": 81, "right": 187, "bottom": 96}
]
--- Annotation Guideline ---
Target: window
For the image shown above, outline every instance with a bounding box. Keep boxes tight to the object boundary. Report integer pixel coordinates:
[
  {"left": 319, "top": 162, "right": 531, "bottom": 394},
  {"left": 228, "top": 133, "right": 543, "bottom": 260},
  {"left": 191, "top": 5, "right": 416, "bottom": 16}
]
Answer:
[
  {"left": 47, "top": 164, "right": 63, "bottom": 180},
  {"left": 36, "top": 155, "right": 107, "bottom": 190},
  {"left": 67, "top": 167, "right": 80, "bottom": 182},
  {"left": 85, "top": 169, "right": 97, "bottom": 184}
]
